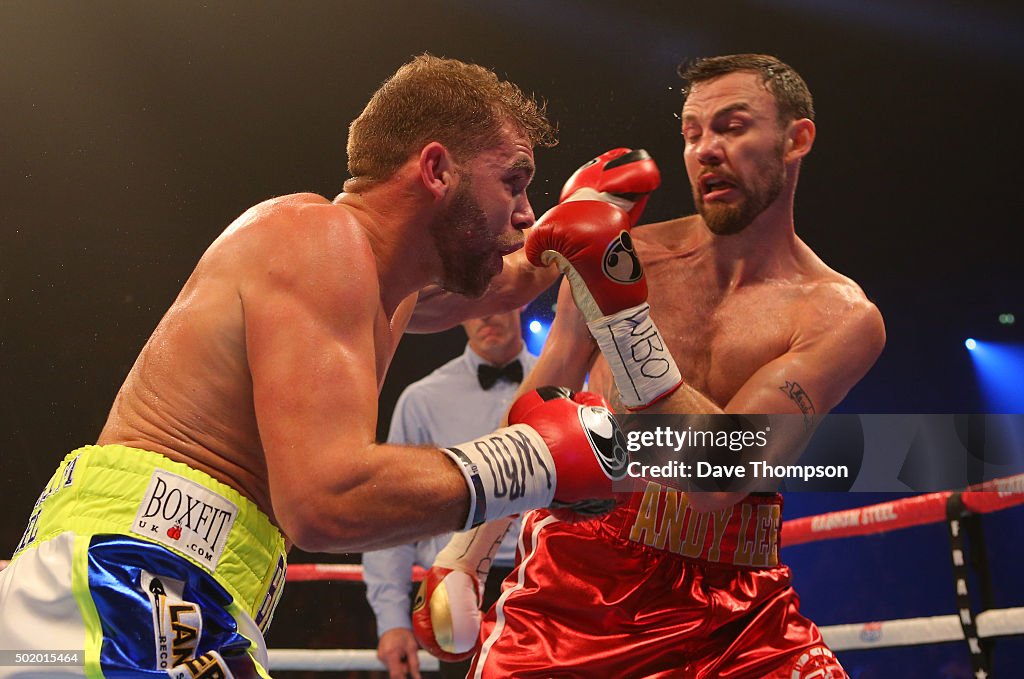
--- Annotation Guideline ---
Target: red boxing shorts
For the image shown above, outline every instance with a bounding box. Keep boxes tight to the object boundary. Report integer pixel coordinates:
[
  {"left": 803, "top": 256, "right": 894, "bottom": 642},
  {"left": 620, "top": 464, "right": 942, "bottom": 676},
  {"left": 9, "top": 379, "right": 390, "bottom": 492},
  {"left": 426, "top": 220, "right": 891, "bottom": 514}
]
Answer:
[{"left": 469, "top": 482, "right": 847, "bottom": 679}]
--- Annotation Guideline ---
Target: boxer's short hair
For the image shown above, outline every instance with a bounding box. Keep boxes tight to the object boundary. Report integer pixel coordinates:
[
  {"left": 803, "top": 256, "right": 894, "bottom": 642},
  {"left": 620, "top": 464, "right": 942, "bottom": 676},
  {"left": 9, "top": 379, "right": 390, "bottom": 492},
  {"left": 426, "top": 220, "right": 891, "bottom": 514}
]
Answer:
[
  {"left": 679, "top": 54, "right": 815, "bottom": 125},
  {"left": 347, "top": 54, "right": 557, "bottom": 183}
]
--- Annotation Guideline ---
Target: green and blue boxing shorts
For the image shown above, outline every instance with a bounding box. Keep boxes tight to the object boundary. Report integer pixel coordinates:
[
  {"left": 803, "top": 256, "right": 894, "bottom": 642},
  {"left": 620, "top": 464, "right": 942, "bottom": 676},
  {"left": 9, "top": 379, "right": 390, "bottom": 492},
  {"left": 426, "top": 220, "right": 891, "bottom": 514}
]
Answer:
[{"left": 0, "top": 445, "right": 287, "bottom": 678}]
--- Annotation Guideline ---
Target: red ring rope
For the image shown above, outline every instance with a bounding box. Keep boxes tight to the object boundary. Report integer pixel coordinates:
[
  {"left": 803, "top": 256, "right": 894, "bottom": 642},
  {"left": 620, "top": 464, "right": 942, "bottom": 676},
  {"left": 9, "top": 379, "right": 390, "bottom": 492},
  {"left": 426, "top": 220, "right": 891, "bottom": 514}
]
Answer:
[{"left": 784, "top": 473, "right": 1024, "bottom": 547}]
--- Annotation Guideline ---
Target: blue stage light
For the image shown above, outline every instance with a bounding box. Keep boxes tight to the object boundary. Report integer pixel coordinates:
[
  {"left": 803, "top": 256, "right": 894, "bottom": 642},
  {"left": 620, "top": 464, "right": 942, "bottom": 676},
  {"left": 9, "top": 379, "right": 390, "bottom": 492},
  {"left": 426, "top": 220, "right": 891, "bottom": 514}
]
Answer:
[
  {"left": 525, "top": 320, "right": 550, "bottom": 356},
  {"left": 965, "top": 338, "right": 977, "bottom": 351},
  {"left": 965, "top": 340, "right": 1024, "bottom": 412}
]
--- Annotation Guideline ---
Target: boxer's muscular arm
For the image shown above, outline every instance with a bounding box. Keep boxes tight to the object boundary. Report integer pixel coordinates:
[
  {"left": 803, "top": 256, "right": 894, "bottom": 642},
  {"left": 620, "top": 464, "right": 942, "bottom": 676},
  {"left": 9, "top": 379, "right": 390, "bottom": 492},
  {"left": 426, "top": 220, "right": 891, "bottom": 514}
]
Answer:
[
  {"left": 735, "top": 300, "right": 884, "bottom": 413},
  {"left": 242, "top": 222, "right": 468, "bottom": 553},
  {"left": 406, "top": 248, "right": 558, "bottom": 333},
  {"left": 654, "top": 292, "right": 886, "bottom": 511},
  {"left": 659, "top": 292, "right": 885, "bottom": 416}
]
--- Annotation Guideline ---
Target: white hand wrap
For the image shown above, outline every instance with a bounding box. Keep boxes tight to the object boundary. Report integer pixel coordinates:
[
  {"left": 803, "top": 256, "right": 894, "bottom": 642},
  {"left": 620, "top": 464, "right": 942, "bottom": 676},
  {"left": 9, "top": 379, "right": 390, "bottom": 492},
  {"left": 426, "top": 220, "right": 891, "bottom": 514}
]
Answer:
[
  {"left": 442, "top": 425, "right": 557, "bottom": 531},
  {"left": 587, "top": 303, "right": 683, "bottom": 409}
]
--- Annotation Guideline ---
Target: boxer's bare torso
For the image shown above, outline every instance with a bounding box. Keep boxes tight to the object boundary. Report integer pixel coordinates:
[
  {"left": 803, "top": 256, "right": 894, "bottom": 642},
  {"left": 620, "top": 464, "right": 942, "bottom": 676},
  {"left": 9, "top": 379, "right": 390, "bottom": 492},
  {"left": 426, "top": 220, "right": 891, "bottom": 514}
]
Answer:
[{"left": 98, "top": 193, "right": 418, "bottom": 542}]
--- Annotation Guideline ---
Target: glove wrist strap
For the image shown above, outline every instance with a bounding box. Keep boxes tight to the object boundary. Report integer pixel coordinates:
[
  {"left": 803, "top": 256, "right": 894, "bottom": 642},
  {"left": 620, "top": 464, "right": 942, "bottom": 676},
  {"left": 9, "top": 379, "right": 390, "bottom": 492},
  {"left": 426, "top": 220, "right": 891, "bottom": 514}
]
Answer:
[
  {"left": 587, "top": 303, "right": 683, "bottom": 409},
  {"left": 442, "top": 425, "right": 557, "bottom": 531}
]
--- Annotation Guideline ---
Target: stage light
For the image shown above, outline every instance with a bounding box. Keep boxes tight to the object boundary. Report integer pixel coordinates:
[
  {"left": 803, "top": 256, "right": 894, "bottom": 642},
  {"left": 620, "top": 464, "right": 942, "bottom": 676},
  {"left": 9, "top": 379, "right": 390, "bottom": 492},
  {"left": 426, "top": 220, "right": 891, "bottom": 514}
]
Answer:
[
  {"left": 965, "top": 339, "right": 1024, "bottom": 412},
  {"left": 965, "top": 338, "right": 977, "bottom": 351},
  {"left": 525, "top": 320, "right": 550, "bottom": 356},
  {"left": 999, "top": 313, "right": 1016, "bottom": 325}
]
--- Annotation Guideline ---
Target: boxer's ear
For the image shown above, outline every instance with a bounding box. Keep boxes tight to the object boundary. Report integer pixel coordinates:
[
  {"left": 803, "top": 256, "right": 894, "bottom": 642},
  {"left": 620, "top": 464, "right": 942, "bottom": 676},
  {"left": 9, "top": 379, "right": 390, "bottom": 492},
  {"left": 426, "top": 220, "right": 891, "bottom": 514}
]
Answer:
[
  {"left": 784, "top": 119, "right": 815, "bottom": 164},
  {"left": 419, "top": 142, "right": 456, "bottom": 200}
]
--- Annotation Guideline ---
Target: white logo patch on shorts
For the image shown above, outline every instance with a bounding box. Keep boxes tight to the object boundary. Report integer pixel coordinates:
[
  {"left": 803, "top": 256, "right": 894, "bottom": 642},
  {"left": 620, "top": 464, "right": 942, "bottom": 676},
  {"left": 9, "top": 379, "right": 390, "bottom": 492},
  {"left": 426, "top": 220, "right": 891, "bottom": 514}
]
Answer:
[{"left": 132, "top": 470, "right": 238, "bottom": 570}]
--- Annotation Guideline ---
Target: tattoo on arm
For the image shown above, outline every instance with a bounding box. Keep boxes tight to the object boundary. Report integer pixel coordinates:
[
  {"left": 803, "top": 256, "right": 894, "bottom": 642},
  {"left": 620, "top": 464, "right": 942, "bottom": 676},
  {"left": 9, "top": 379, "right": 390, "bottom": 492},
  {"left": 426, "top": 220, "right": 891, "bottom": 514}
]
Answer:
[{"left": 779, "top": 380, "right": 815, "bottom": 427}]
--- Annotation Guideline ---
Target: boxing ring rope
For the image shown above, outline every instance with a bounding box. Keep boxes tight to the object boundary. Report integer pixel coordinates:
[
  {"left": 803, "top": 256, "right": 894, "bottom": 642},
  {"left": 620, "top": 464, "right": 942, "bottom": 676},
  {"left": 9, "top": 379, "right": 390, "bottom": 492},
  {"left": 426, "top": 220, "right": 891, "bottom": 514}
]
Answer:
[
  {"left": 267, "top": 648, "right": 441, "bottom": 672},
  {"left": 782, "top": 473, "right": 1024, "bottom": 547},
  {"left": 3, "top": 474, "right": 1022, "bottom": 672},
  {"left": 285, "top": 562, "right": 427, "bottom": 583}
]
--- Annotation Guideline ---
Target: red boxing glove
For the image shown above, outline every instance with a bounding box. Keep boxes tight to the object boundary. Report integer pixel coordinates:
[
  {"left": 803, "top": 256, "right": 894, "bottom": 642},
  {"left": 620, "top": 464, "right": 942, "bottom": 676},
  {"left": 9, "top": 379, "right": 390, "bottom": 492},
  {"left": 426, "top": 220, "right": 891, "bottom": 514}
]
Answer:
[
  {"left": 526, "top": 149, "right": 683, "bottom": 409},
  {"left": 507, "top": 386, "right": 627, "bottom": 506},
  {"left": 440, "top": 387, "right": 628, "bottom": 531},
  {"left": 560, "top": 148, "right": 661, "bottom": 226},
  {"left": 527, "top": 147, "right": 659, "bottom": 320},
  {"left": 525, "top": 200, "right": 646, "bottom": 320}
]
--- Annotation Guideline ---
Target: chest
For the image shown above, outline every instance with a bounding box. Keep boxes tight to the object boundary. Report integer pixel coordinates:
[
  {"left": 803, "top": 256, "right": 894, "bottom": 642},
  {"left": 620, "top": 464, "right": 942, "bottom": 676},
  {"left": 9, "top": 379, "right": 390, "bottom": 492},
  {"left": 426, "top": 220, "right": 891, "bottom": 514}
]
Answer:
[{"left": 614, "top": 251, "right": 799, "bottom": 405}]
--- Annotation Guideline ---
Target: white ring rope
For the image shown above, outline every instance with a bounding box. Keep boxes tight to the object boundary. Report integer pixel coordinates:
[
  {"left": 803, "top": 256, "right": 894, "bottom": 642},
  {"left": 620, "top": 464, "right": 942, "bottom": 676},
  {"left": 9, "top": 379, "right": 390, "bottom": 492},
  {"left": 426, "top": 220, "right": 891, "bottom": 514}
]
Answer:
[
  {"left": 268, "top": 649, "right": 440, "bottom": 672},
  {"left": 819, "top": 607, "right": 1024, "bottom": 652}
]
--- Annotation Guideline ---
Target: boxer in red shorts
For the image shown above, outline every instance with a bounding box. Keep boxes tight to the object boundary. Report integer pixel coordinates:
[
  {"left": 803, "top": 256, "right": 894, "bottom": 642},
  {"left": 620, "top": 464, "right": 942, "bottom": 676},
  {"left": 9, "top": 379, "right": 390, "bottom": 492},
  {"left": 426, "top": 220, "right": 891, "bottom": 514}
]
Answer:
[{"left": 416, "top": 54, "right": 886, "bottom": 677}]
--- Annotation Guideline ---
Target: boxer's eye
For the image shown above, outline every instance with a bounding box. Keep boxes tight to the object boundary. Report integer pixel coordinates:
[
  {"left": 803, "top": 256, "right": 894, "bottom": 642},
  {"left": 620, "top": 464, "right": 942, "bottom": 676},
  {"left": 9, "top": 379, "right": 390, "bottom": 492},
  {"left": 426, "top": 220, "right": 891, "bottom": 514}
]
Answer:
[
  {"left": 505, "top": 173, "right": 530, "bottom": 196},
  {"left": 718, "top": 115, "right": 751, "bottom": 135}
]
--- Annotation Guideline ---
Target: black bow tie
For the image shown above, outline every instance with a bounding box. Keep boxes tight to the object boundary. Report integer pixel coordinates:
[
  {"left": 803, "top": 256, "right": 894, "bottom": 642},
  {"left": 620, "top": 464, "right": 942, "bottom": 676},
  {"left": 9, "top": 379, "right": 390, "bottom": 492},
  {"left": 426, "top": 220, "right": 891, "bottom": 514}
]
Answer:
[{"left": 477, "top": 360, "right": 523, "bottom": 390}]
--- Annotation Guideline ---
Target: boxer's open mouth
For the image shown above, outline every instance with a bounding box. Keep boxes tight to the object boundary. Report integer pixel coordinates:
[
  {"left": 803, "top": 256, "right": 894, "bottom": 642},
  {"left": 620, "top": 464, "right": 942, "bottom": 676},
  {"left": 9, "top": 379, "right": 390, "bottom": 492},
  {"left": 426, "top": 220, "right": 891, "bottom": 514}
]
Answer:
[{"left": 700, "top": 174, "right": 737, "bottom": 201}]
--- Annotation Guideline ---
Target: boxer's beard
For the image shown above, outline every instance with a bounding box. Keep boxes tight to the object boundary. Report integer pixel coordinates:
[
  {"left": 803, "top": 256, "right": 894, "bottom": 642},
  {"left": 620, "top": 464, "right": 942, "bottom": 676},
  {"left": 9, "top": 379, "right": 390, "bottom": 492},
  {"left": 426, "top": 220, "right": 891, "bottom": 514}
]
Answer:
[
  {"left": 695, "top": 141, "right": 786, "bottom": 236},
  {"left": 431, "top": 180, "right": 503, "bottom": 298}
]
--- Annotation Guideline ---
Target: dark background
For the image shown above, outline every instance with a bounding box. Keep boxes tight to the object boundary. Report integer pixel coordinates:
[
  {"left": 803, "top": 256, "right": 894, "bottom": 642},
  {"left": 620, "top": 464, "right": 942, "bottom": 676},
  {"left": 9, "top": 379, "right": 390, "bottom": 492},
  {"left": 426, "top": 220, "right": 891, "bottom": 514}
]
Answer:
[{"left": 2, "top": 1, "right": 1022, "bottom": 676}]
